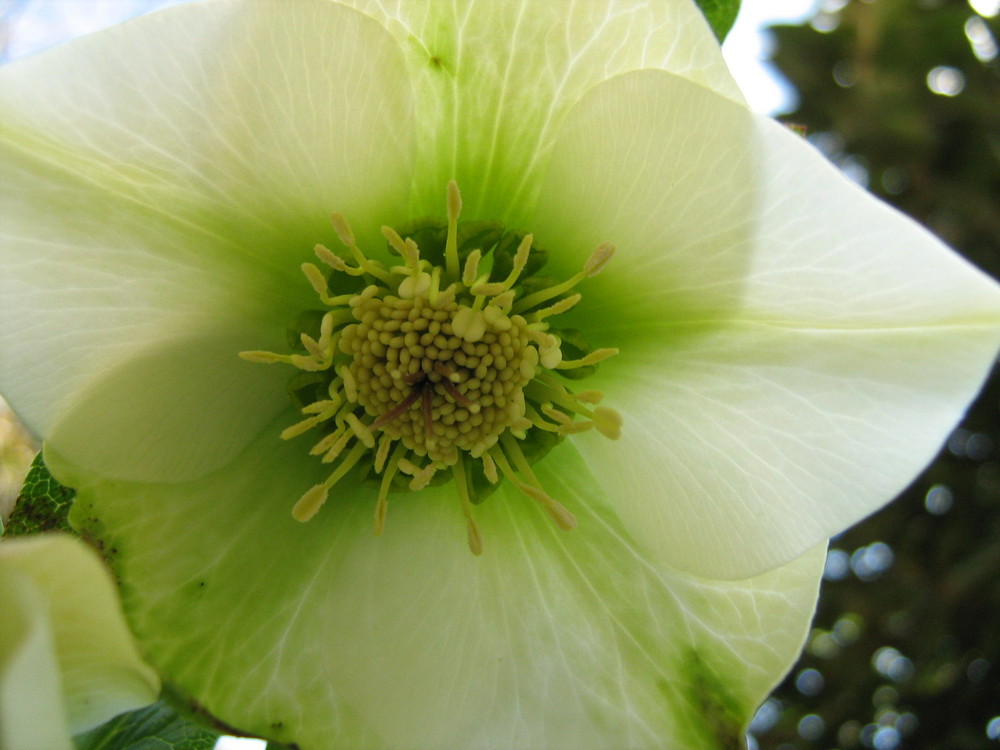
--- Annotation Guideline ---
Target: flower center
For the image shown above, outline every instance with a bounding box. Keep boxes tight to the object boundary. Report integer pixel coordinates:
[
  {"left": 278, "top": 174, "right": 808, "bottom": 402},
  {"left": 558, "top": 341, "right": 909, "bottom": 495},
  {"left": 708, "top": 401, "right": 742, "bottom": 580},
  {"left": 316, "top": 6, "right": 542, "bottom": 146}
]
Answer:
[{"left": 241, "top": 182, "right": 621, "bottom": 554}]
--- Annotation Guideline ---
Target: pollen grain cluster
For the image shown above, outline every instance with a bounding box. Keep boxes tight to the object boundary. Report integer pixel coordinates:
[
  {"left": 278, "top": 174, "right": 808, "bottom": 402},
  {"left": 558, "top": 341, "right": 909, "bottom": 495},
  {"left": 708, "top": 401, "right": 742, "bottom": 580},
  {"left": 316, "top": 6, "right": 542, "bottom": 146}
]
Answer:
[{"left": 241, "top": 182, "right": 621, "bottom": 554}]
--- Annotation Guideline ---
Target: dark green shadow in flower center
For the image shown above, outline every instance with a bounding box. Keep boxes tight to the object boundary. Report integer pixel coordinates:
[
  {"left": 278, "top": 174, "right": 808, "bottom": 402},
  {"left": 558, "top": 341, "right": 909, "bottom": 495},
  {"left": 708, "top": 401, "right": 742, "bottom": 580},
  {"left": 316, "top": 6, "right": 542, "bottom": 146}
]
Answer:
[{"left": 241, "top": 182, "right": 621, "bottom": 554}]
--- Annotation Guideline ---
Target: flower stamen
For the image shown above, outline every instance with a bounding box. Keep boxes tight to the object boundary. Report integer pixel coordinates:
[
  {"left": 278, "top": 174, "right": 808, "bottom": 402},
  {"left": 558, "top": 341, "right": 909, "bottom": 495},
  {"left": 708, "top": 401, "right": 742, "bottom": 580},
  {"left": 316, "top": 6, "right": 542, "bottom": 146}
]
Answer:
[{"left": 242, "top": 181, "right": 620, "bottom": 549}]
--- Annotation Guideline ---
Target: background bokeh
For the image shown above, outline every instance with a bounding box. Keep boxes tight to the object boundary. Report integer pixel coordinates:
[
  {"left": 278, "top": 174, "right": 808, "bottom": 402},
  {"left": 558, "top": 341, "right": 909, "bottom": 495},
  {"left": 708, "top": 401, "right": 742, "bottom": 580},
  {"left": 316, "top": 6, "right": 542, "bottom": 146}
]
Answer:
[{"left": 1, "top": 1, "right": 997, "bottom": 749}]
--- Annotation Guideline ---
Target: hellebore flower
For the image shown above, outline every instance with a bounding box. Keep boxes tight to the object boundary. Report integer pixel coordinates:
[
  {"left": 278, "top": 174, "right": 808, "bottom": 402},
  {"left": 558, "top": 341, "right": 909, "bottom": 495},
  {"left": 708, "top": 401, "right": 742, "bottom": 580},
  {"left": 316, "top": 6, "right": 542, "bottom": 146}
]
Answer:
[
  {"left": 0, "top": 534, "right": 160, "bottom": 749},
  {"left": 1, "top": 0, "right": 999, "bottom": 747}
]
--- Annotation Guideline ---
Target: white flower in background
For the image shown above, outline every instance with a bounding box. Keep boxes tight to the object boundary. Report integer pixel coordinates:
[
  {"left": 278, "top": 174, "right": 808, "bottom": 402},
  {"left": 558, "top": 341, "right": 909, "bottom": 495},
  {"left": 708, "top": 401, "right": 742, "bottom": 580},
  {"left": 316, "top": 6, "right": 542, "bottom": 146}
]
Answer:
[
  {"left": 0, "top": 534, "right": 160, "bottom": 750},
  {"left": 1, "top": 1, "right": 998, "bottom": 747}
]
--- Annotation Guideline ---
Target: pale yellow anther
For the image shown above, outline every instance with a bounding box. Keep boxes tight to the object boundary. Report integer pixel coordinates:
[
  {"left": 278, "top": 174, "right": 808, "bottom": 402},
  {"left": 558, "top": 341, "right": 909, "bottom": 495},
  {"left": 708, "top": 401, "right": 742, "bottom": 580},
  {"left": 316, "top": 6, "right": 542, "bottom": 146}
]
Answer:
[
  {"left": 381, "top": 225, "right": 417, "bottom": 266},
  {"left": 434, "top": 283, "right": 458, "bottom": 307},
  {"left": 301, "top": 262, "right": 329, "bottom": 296},
  {"left": 466, "top": 519, "right": 484, "bottom": 556},
  {"left": 509, "top": 416, "right": 533, "bottom": 432},
  {"left": 539, "top": 344, "right": 562, "bottom": 370},
  {"left": 491, "top": 290, "right": 515, "bottom": 312},
  {"left": 280, "top": 414, "right": 326, "bottom": 440},
  {"left": 301, "top": 399, "right": 340, "bottom": 415},
  {"left": 509, "top": 234, "right": 532, "bottom": 278},
  {"left": 445, "top": 180, "right": 462, "bottom": 279},
  {"left": 583, "top": 242, "right": 615, "bottom": 276},
  {"left": 238, "top": 350, "right": 285, "bottom": 364},
  {"left": 519, "top": 483, "right": 577, "bottom": 531},
  {"left": 330, "top": 213, "right": 356, "bottom": 249},
  {"left": 482, "top": 304, "right": 512, "bottom": 330},
  {"left": 289, "top": 354, "right": 328, "bottom": 372},
  {"left": 575, "top": 390, "right": 605, "bottom": 404},
  {"left": 328, "top": 215, "right": 392, "bottom": 283},
  {"left": 347, "top": 284, "right": 380, "bottom": 308},
  {"left": 556, "top": 347, "right": 619, "bottom": 370},
  {"left": 541, "top": 405, "right": 573, "bottom": 426},
  {"left": 300, "top": 333, "right": 324, "bottom": 359},
  {"left": 345, "top": 413, "right": 376, "bottom": 448},
  {"left": 463, "top": 249, "right": 482, "bottom": 288},
  {"left": 519, "top": 346, "right": 539, "bottom": 380},
  {"left": 315, "top": 244, "right": 351, "bottom": 273},
  {"left": 398, "top": 271, "right": 432, "bottom": 299},
  {"left": 534, "top": 293, "right": 581, "bottom": 321},
  {"left": 373, "top": 435, "right": 393, "bottom": 474},
  {"left": 292, "top": 484, "right": 329, "bottom": 522},
  {"left": 310, "top": 428, "right": 344, "bottom": 456},
  {"left": 321, "top": 432, "right": 352, "bottom": 463},
  {"left": 470, "top": 281, "right": 506, "bottom": 297},
  {"left": 452, "top": 306, "right": 486, "bottom": 342},
  {"left": 339, "top": 365, "right": 358, "bottom": 402},
  {"left": 594, "top": 406, "right": 624, "bottom": 440},
  {"left": 399, "top": 459, "right": 437, "bottom": 491},
  {"left": 320, "top": 312, "right": 335, "bottom": 341},
  {"left": 527, "top": 328, "right": 558, "bottom": 349},
  {"left": 481, "top": 453, "right": 498, "bottom": 484}
]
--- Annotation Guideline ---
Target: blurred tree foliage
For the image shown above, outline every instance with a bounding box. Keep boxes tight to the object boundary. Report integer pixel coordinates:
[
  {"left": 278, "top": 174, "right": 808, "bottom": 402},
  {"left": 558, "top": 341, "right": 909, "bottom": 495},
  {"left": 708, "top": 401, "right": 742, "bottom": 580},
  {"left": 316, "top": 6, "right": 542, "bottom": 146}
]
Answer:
[{"left": 754, "top": 1, "right": 1000, "bottom": 749}]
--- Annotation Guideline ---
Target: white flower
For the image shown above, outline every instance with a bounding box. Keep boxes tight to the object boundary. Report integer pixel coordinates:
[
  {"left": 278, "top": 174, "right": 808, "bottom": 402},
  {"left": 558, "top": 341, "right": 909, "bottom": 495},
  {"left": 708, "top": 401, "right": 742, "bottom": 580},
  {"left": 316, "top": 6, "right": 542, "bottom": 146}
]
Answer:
[
  {"left": 0, "top": 534, "right": 160, "bottom": 749},
  {"left": 1, "top": 1, "right": 997, "bottom": 747}
]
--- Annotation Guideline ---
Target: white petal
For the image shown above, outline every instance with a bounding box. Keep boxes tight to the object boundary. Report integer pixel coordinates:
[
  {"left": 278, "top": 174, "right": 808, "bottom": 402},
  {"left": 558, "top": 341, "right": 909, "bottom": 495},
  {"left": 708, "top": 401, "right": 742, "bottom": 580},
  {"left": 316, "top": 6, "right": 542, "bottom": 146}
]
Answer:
[
  {"left": 337, "top": 0, "right": 742, "bottom": 224},
  {"left": 0, "top": 0, "right": 415, "bottom": 481},
  {"left": 0, "top": 570, "right": 72, "bottom": 750},
  {"left": 532, "top": 69, "right": 1000, "bottom": 578},
  {"left": 61, "top": 418, "right": 824, "bottom": 749},
  {"left": 0, "top": 534, "right": 160, "bottom": 739}
]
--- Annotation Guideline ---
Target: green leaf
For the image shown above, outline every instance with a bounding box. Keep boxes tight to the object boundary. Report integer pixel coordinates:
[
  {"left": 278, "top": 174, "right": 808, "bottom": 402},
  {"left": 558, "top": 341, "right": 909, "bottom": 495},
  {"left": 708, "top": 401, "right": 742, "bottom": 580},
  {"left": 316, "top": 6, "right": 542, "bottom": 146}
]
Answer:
[
  {"left": 72, "top": 701, "right": 219, "bottom": 750},
  {"left": 4, "top": 453, "right": 75, "bottom": 536},
  {"left": 695, "top": 0, "right": 741, "bottom": 41}
]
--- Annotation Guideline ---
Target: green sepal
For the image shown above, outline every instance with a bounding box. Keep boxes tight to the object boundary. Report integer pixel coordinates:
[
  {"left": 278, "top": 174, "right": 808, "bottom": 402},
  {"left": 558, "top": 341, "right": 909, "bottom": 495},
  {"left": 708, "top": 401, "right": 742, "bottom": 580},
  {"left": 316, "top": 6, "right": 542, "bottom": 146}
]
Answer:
[
  {"left": 4, "top": 453, "right": 76, "bottom": 537},
  {"left": 694, "top": 0, "right": 742, "bottom": 41},
  {"left": 72, "top": 700, "right": 220, "bottom": 750}
]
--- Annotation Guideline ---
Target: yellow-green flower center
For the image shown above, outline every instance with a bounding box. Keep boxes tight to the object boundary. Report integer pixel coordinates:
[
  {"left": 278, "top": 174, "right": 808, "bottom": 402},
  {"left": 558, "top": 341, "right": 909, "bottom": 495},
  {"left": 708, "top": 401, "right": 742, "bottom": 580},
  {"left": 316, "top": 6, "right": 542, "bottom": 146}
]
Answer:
[
  {"left": 342, "top": 293, "right": 535, "bottom": 464},
  {"left": 241, "top": 182, "right": 621, "bottom": 554}
]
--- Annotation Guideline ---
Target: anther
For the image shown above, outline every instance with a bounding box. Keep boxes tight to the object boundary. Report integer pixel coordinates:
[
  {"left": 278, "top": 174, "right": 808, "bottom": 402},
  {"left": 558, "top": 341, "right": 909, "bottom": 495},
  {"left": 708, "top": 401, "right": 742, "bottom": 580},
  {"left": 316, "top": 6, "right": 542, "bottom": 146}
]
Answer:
[
  {"left": 445, "top": 181, "right": 462, "bottom": 279},
  {"left": 555, "top": 347, "right": 619, "bottom": 370},
  {"left": 238, "top": 350, "right": 286, "bottom": 364},
  {"left": 301, "top": 262, "right": 329, "bottom": 297},
  {"left": 462, "top": 249, "right": 482, "bottom": 288},
  {"left": 593, "top": 406, "right": 624, "bottom": 440},
  {"left": 583, "top": 242, "right": 615, "bottom": 276}
]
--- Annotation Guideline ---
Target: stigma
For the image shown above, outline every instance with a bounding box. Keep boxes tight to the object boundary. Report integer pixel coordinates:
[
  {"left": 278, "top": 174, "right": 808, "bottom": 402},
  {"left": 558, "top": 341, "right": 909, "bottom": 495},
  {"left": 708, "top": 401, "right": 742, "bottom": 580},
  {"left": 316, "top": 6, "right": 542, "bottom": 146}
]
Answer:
[{"left": 241, "top": 182, "right": 621, "bottom": 554}]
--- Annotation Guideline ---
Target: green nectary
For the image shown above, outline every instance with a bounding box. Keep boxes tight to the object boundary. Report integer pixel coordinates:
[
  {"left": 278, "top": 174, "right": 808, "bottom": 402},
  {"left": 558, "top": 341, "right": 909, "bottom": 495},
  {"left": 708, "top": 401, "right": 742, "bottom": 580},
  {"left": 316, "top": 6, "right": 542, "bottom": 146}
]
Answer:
[{"left": 241, "top": 182, "right": 621, "bottom": 554}]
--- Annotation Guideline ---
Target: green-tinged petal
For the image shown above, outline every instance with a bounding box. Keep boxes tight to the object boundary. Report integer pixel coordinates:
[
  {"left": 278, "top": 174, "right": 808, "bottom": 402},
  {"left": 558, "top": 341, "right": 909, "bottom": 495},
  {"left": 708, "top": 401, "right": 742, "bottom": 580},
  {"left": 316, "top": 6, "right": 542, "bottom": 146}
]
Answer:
[
  {"left": 63, "top": 418, "right": 824, "bottom": 749},
  {"left": 338, "top": 0, "right": 742, "bottom": 225},
  {"left": 532, "top": 69, "right": 1000, "bottom": 579},
  {"left": 0, "top": 0, "right": 415, "bottom": 482},
  {"left": 0, "top": 534, "right": 160, "bottom": 743}
]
